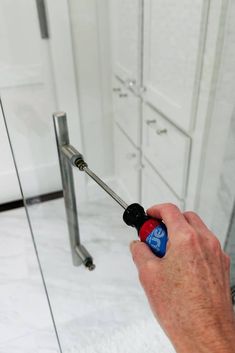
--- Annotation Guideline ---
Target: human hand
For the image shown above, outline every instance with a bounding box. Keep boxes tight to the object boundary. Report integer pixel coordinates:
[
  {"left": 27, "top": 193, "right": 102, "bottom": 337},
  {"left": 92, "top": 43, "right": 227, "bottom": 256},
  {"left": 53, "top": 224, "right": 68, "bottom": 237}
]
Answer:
[{"left": 130, "top": 203, "right": 235, "bottom": 353}]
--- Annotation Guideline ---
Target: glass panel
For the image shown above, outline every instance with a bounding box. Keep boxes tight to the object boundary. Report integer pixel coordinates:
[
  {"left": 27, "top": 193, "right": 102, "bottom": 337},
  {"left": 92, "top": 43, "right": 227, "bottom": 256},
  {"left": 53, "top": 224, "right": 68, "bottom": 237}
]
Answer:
[
  {"left": 0, "top": 102, "right": 61, "bottom": 351},
  {"left": 1, "top": 2, "right": 172, "bottom": 353},
  {"left": 1, "top": 1, "right": 235, "bottom": 353}
]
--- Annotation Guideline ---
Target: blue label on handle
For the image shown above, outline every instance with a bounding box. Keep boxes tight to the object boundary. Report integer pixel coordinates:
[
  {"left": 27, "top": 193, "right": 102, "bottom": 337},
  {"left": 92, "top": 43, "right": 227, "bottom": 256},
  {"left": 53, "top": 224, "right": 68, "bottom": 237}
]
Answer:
[{"left": 145, "top": 223, "right": 168, "bottom": 257}]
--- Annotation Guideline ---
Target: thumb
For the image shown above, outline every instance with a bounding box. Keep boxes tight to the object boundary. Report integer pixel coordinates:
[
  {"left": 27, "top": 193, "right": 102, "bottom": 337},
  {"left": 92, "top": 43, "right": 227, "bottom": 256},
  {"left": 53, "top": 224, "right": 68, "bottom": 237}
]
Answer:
[{"left": 130, "top": 240, "right": 158, "bottom": 270}]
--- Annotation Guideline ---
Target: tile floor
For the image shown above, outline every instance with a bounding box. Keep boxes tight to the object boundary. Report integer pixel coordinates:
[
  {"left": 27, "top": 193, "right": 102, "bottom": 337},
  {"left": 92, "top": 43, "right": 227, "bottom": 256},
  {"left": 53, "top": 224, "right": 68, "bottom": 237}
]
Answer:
[
  {"left": 0, "top": 197, "right": 175, "bottom": 353},
  {"left": 0, "top": 204, "right": 60, "bottom": 353}
]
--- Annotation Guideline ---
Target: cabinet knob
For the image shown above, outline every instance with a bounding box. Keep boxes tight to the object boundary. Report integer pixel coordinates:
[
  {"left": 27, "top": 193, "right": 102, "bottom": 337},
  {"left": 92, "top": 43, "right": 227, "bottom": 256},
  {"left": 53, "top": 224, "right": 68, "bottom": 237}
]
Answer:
[
  {"left": 126, "top": 152, "right": 136, "bottom": 160},
  {"left": 126, "top": 79, "right": 136, "bottom": 88},
  {"left": 119, "top": 93, "right": 128, "bottom": 98},
  {"left": 146, "top": 119, "right": 157, "bottom": 125},
  {"left": 156, "top": 128, "right": 167, "bottom": 135},
  {"left": 113, "top": 87, "right": 121, "bottom": 92},
  {"left": 134, "top": 163, "right": 144, "bottom": 171}
]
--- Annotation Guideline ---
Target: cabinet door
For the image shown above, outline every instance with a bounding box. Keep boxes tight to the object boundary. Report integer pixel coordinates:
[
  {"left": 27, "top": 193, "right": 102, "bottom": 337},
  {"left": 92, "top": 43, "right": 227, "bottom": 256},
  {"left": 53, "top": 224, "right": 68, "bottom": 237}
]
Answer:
[
  {"left": 142, "top": 105, "right": 190, "bottom": 198},
  {"left": 110, "top": 0, "right": 141, "bottom": 84},
  {"left": 143, "top": 0, "right": 209, "bottom": 131},
  {"left": 112, "top": 78, "right": 141, "bottom": 147},
  {"left": 114, "top": 124, "right": 140, "bottom": 204},
  {"left": 141, "top": 159, "right": 184, "bottom": 210}
]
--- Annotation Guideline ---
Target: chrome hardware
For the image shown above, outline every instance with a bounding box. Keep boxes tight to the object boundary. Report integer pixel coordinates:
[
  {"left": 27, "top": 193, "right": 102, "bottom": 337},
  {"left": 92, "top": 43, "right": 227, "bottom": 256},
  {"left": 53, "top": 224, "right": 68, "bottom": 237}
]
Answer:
[
  {"left": 141, "top": 86, "right": 147, "bottom": 93},
  {"left": 138, "top": 86, "right": 147, "bottom": 98},
  {"left": 125, "top": 79, "right": 136, "bottom": 88},
  {"left": 134, "top": 163, "right": 145, "bottom": 171},
  {"left": 156, "top": 128, "right": 167, "bottom": 135},
  {"left": 53, "top": 112, "right": 95, "bottom": 270},
  {"left": 112, "top": 87, "right": 121, "bottom": 92},
  {"left": 146, "top": 119, "right": 157, "bottom": 125},
  {"left": 119, "top": 93, "right": 128, "bottom": 98},
  {"left": 126, "top": 152, "right": 137, "bottom": 159}
]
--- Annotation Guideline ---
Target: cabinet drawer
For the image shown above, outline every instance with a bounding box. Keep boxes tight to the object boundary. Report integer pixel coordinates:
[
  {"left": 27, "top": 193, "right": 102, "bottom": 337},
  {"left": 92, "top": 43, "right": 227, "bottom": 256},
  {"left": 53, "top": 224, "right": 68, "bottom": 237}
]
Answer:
[
  {"left": 114, "top": 124, "right": 140, "bottom": 203},
  {"left": 112, "top": 78, "right": 140, "bottom": 147},
  {"left": 141, "top": 158, "right": 184, "bottom": 210},
  {"left": 142, "top": 104, "right": 190, "bottom": 198}
]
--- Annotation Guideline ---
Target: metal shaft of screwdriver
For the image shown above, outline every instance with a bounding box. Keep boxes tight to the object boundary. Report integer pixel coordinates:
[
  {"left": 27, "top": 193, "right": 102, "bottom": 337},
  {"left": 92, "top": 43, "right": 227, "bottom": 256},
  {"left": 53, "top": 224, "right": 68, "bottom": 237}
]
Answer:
[{"left": 83, "top": 166, "right": 128, "bottom": 210}]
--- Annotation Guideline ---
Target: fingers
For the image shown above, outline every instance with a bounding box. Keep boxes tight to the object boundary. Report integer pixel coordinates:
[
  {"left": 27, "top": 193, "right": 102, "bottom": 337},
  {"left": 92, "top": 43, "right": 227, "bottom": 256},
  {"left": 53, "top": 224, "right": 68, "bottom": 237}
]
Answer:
[
  {"left": 223, "top": 252, "right": 231, "bottom": 272},
  {"left": 130, "top": 240, "right": 159, "bottom": 270},
  {"left": 147, "top": 203, "right": 192, "bottom": 240},
  {"left": 183, "top": 211, "right": 209, "bottom": 236}
]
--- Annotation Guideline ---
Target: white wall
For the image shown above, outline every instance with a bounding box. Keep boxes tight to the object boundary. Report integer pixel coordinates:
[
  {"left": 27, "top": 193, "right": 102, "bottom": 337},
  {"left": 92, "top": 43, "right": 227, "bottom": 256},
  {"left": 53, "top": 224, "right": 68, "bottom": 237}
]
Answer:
[
  {"left": 0, "top": 0, "right": 89, "bottom": 203},
  {"left": 0, "top": 104, "right": 21, "bottom": 203},
  {"left": 0, "top": 0, "right": 60, "bottom": 202}
]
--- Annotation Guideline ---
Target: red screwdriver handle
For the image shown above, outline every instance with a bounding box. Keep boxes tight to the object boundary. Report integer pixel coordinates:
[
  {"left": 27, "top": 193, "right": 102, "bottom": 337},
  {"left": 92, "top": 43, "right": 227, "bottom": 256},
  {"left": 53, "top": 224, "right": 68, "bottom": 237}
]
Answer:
[{"left": 139, "top": 218, "right": 168, "bottom": 258}]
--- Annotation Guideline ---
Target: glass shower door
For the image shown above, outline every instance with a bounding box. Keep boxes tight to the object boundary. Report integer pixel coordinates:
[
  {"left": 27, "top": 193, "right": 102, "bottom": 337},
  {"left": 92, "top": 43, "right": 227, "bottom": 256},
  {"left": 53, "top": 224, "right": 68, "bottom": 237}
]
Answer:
[
  {"left": 2, "top": 99, "right": 175, "bottom": 353},
  {"left": 0, "top": 1, "right": 174, "bottom": 353},
  {"left": 2, "top": 2, "right": 235, "bottom": 353}
]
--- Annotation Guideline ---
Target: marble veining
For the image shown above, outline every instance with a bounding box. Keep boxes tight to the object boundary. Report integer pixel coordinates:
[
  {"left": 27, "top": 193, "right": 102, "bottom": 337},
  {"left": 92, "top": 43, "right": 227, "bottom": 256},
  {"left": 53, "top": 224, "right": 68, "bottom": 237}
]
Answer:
[
  {"left": 0, "top": 207, "right": 60, "bottom": 353},
  {"left": 27, "top": 197, "right": 175, "bottom": 353},
  {"left": 0, "top": 197, "right": 175, "bottom": 352}
]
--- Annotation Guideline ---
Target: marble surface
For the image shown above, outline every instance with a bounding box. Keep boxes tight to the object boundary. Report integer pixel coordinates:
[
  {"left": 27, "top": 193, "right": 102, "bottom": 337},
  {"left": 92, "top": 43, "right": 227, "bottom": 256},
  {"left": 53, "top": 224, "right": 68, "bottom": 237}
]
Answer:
[
  {"left": 27, "top": 197, "right": 175, "bottom": 353},
  {"left": 0, "top": 207, "right": 60, "bottom": 353}
]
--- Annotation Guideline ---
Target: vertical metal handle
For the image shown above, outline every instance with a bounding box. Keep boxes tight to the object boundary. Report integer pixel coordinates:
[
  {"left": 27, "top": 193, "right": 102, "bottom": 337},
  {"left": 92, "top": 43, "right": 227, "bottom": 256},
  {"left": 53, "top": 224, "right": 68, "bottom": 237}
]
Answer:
[
  {"left": 53, "top": 112, "right": 95, "bottom": 270},
  {"left": 35, "top": 0, "right": 49, "bottom": 39}
]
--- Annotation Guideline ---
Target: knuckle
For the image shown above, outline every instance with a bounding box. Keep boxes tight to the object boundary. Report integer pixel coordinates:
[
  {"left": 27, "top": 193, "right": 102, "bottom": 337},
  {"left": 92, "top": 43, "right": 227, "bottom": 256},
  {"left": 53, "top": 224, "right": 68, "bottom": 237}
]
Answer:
[
  {"left": 208, "top": 236, "right": 221, "bottom": 252},
  {"left": 164, "top": 203, "right": 178, "bottom": 211},
  {"left": 145, "top": 258, "right": 157, "bottom": 271},
  {"left": 181, "top": 227, "right": 197, "bottom": 241},
  {"left": 138, "top": 260, "right": 156, "bottom": 286},
  {"left": 184, "top": 211, "right": 198, "bottom": 219},
  {"left": 176, "top": 227, "right": 199, "bottom": 249},
  {"left": 162, "top": 203, "right": 181, "bottom": 216}
]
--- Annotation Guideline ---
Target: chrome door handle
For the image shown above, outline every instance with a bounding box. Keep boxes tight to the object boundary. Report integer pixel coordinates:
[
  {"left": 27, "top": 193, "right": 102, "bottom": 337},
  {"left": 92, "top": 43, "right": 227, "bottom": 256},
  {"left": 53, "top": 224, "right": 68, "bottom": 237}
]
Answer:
[
  {"left": 156, "top": 128, "right": 167, "bottom": 135},
  {"left": 146, "top": 119, "right": 157, "bottom": 125},
  {"left": 53, "top": 112, "right": 95, "bottom": 271}
]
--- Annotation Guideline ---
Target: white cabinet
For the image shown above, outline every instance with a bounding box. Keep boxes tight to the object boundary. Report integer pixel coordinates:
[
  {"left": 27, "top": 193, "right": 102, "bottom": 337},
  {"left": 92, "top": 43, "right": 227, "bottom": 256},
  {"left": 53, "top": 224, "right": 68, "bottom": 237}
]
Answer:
[
  {"left": 141, "top": 159, "right": 183, "bottom": 210},
  {"left": 114, "top": 124, "right": 140, "bottom": 203},
  {"left": 110, "top": 0, "right": 142, "bottom": 84},
  {"left": 142, "top": 104, "right": 191, "bottom": 198},
  {"left": 112, "top": 78, "right": 141, "bottom": 147},
  {"left": 110, "top": 0, "right": 230, "bottom": 228},
  {"left": 143, "top": 0, "right": 208, "bottom": 131}
]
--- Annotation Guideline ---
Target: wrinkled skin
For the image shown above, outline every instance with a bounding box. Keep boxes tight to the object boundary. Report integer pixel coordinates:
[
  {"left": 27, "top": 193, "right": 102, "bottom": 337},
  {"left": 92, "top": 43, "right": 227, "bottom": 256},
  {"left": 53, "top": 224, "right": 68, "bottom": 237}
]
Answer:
[{"left": 130, "top": 203, "right": 235, "bottom": 353}]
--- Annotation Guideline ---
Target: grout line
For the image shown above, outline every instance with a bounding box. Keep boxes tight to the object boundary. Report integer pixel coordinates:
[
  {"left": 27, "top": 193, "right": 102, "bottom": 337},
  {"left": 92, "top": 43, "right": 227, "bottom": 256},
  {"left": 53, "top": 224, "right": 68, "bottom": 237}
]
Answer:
[{"left": 0, "top": 191, "right": 63, "bottom": 212}]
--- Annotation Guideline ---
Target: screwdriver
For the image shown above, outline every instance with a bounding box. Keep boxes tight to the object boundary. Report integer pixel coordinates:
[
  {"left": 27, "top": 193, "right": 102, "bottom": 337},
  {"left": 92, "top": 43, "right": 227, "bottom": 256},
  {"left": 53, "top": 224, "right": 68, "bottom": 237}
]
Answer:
[{"left": 62, "top": 145, "right": 168, "bottom": 258}]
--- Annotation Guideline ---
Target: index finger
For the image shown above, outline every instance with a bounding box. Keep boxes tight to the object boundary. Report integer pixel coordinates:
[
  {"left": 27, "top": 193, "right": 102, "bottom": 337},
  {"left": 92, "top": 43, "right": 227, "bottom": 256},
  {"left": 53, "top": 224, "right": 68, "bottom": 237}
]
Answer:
[{"left": 147, "top": 203, "right": 191, "bottom": 239}]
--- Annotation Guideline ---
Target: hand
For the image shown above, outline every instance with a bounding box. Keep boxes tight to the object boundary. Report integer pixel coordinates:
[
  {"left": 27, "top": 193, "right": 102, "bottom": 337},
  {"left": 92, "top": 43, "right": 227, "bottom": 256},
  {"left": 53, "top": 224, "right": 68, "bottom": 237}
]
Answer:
[{"left": 130, "top": 203, "right": 235, "bottom": 353}]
